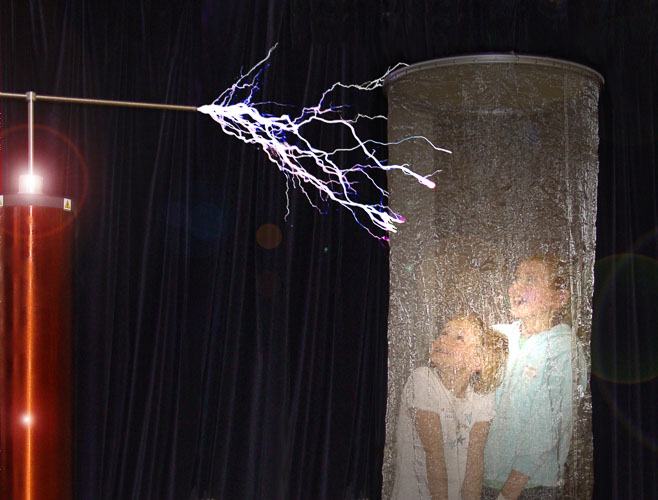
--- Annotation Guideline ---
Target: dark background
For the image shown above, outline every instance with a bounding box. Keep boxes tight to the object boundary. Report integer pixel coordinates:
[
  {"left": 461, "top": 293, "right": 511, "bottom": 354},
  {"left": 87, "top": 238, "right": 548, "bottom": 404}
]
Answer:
[{"left": 1, "top": 1, "right": 656, "bottom": 498}]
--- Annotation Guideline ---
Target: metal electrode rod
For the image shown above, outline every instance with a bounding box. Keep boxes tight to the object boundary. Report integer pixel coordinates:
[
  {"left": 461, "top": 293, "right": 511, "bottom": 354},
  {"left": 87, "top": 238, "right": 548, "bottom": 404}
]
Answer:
[
  {"left": 0, "top": 91, "right": 198, "bottom": 112},
  {"left": 27, "top": 92, "right": 35, "bottom": 175}
]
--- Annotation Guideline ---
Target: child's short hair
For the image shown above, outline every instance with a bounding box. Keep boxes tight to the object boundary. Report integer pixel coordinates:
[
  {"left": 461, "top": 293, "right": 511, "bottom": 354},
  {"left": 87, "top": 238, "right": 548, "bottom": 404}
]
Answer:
[
  {"left": 521, "top": 254, "right": 571, "bottom": 324},
  {"left": 524, "top": 254, "right": 569, "bottom": 292}
]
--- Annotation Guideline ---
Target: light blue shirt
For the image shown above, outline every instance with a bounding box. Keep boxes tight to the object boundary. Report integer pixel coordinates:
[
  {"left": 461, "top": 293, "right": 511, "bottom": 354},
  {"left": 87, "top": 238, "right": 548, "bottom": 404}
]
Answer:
[{"left": 483, "top": 322, "right": 587, "bottom": 487}]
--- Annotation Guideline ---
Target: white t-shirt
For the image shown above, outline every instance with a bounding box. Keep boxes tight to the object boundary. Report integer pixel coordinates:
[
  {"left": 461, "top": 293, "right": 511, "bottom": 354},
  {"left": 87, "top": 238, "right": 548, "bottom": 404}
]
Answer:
[{"left": 392, "top": 367, "right": 495, "bottom": 500}]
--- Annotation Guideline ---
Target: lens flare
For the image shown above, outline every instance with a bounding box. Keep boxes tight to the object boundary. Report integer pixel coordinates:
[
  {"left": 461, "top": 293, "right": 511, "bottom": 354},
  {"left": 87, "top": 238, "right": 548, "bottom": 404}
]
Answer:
[
  {"left": 18, "top": 174, "right": 44, "bottom": 194},
  {"left": 198, "top": 45, "right": 449, "bottom": 239}
]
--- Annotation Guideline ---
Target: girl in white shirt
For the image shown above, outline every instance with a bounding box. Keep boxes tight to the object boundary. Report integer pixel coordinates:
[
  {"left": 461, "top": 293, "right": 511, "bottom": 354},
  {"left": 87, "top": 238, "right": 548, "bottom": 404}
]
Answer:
[{"left": 392, "top": 315, "right": 508, "bottom": 500}]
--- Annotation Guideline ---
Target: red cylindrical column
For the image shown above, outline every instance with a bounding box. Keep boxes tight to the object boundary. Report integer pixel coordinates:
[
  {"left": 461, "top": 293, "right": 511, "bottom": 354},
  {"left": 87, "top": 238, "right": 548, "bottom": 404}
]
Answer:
[{"left": 0, "top": 195, "right": 73, "bottom": 500}]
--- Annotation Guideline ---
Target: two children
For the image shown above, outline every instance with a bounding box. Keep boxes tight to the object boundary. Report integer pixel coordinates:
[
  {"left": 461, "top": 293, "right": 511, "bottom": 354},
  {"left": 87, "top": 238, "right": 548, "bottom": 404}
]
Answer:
[{"left": 393, "top": 256, "right": 585, "bottom": 500}]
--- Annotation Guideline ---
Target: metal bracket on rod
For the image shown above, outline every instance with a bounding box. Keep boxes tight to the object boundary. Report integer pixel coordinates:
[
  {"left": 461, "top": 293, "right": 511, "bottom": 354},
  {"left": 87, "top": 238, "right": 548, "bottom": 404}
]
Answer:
[
  {"left": 27, "top": 91, "right": 35, "bottom": 176},
  {"left": 0, "top": 91, "right": 199, "bottom": 196}
]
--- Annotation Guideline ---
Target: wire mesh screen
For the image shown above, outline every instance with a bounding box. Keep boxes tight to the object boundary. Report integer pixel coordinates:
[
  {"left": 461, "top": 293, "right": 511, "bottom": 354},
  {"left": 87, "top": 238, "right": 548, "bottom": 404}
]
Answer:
[{"left": 382, "top": 56, "right": 602, "bottom": 499}]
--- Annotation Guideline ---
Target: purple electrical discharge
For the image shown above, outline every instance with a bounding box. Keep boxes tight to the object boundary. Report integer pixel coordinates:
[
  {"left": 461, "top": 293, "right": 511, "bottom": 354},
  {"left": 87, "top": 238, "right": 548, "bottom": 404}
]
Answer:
[{"left": 197, "top": 45, "right": 450, "bottom": 239}]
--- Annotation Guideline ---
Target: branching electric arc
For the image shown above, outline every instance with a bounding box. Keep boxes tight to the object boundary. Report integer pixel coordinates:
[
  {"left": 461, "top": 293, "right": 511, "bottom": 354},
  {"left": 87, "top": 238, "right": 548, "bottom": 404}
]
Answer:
[{"left": 198, "top": 45, "right": 450, "bottom": 239}]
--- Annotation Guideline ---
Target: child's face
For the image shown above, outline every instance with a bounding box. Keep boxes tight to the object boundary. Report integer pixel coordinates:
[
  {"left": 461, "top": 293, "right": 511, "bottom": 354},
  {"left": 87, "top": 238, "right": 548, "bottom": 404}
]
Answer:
[
  {"left": 508, "top": 259, "right": 563, "bottom": 322},
  {"left": 430, "top": 317, "right": 482, "bottom": 371}
]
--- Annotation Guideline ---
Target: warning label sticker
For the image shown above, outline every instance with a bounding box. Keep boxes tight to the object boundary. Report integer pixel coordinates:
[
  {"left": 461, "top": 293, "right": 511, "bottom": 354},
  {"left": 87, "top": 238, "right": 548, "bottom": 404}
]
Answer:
[
  {"left": 0, "top": 195, "right": 3, "bottom": 207},
  {"left": 63, "top": 198, "right": 72, "bottom": 211}
]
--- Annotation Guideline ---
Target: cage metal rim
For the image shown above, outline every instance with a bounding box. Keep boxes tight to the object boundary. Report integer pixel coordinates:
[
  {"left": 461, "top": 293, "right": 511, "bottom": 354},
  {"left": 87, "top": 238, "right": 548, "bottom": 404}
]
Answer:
[{"left": 384, "top": 53, "right": 605, "bottom": 90}]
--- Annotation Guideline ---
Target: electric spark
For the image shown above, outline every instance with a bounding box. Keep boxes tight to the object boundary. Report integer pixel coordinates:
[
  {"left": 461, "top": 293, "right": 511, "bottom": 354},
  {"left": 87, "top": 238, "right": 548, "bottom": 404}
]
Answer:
[{"left": 198, "top": 45, "right": 449, "bottom": 239}]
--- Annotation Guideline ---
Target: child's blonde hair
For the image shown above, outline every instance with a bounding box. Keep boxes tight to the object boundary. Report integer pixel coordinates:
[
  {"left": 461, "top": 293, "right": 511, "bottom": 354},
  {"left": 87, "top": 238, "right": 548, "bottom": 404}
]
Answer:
[{"left": 448, "top": 314, "right": 509, "bottom": 395}]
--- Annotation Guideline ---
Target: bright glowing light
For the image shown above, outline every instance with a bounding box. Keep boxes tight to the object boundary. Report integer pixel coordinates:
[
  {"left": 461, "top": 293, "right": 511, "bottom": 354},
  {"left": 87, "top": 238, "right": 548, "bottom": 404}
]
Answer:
[
  {"left": 18, "top": 173, "right": 44, "bottom": 194},
  {"left": 198, "top": 45, "right": 449, "bottom": 239},
  {"left": 21, "top": 413, "right": 33, "bottom": 426}
]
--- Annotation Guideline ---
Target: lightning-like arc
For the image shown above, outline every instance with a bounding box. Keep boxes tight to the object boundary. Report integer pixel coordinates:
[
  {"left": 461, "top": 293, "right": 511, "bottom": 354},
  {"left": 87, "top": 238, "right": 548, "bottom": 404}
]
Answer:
[
  {"left": 198, "top": 45, "right": 450, "bottom": 239},
  {"left": 0, "top": 45, "right": 449, "bottom": 240}
]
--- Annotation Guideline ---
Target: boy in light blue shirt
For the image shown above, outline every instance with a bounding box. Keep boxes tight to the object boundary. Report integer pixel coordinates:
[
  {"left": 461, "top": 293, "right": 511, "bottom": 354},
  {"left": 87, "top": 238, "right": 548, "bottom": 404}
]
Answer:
[{"left": 483, "top": 256, "right": 587, "bottom": 500}]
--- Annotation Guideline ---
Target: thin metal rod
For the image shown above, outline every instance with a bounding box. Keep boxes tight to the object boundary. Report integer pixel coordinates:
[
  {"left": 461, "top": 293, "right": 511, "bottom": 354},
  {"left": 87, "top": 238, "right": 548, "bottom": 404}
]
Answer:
[
  {"left": 27, "top": 92, "right": 35, "bottom": 175},
  {"left": 0, "top": 92, "right": 27, "bottom": 99},
  {"left": 0, "top": 91, "right": 198, "bottom": 112}
]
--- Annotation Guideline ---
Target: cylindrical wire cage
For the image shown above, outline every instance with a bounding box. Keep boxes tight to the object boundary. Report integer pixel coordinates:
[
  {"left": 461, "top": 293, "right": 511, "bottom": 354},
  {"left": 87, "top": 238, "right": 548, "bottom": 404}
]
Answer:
[{"left": 383, "top": 55, "right": 602, "bottom": 499}]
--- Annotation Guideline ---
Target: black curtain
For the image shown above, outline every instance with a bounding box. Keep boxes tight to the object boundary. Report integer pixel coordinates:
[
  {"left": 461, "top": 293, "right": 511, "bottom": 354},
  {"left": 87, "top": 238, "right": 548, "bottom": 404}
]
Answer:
[{"left": 1, "top": 1, "right": 656, "bottom": 498}]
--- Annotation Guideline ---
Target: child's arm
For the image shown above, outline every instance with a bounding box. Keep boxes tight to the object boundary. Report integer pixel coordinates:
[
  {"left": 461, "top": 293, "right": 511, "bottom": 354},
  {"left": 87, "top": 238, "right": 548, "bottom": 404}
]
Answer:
[
  {"left": 461, "top": 421, "right": 490, "bottom": 500},
  {"left": 414, "top": 409, "right": 449, "bottom": 500},
  {"left": 500, "top": 469, "right": 530, "bottom": 499}
]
